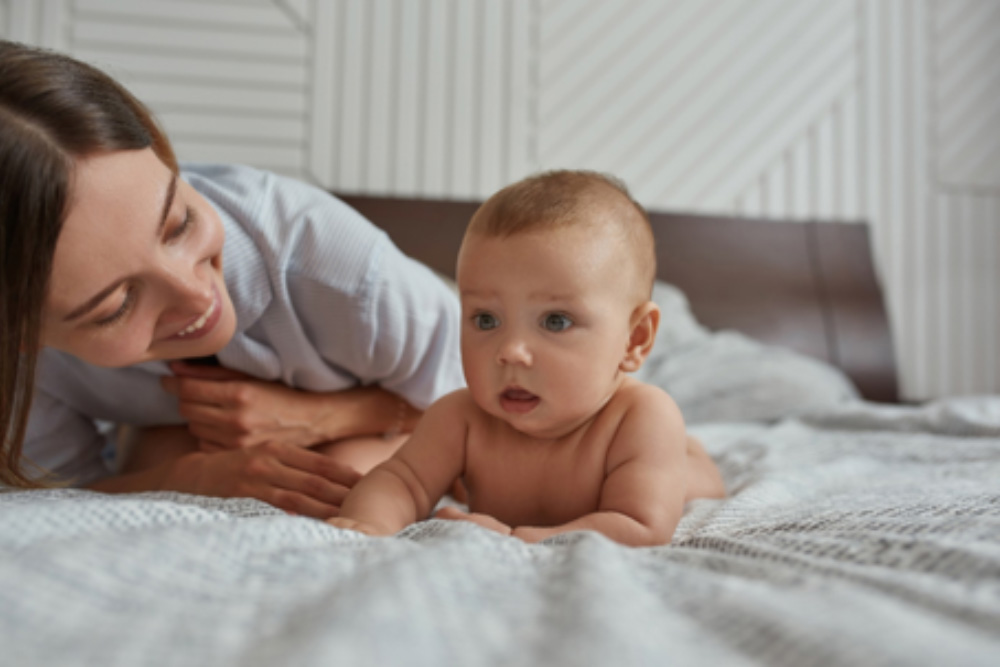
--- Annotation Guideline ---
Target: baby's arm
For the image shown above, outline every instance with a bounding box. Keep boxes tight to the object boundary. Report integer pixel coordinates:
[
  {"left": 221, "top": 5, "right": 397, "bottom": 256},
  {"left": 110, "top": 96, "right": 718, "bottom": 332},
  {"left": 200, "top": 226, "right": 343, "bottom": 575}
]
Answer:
[
  {"left": 329, "top": 390, "right": 471, "bottom": 535},
  {"left": 513, "top": 386, "right": 688, "bottom": 546}
]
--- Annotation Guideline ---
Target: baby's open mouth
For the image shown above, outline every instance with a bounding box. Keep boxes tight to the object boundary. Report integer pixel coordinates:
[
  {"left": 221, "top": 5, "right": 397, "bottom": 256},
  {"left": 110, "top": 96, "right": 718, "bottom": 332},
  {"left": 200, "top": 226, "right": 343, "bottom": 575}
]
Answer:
[{"left": 500, "top": 387, "right": 540, "bottom": 414}]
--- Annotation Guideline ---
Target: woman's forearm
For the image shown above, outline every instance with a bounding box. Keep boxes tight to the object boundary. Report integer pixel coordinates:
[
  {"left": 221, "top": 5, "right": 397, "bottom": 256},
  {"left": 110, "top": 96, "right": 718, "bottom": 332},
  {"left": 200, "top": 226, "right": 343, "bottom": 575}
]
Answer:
[
  {"left": 86, "top": 425, "right": 200, "bottom": 493},
  {"left": 85, "top": 455, "right": 196, "bottom": 493},
  {"left": 85, "top": 425, "right": 361, "bottom": 520},
  {"left": 314, "top": 386, "right": 422, "bottom": 442}
]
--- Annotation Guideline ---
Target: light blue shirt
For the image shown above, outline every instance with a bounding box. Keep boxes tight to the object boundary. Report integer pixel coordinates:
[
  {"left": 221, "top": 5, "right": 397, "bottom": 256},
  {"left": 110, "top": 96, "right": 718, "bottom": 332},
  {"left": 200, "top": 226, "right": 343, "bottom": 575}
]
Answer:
[{"left": 25, "top": 163, "right": 465, "bottom": 485}]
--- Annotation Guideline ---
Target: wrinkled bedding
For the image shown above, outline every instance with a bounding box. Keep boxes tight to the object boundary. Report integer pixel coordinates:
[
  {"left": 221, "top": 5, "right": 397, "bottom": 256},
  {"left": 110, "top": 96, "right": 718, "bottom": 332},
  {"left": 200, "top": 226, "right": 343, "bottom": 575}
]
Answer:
[{"left": 3, "top": 396, "right": 999, "bottom": 666}]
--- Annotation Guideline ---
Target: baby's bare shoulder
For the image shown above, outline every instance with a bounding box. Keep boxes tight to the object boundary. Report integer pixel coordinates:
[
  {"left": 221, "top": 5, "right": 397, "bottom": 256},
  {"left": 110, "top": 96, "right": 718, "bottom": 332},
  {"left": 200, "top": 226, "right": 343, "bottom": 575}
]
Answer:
[
  {"left": 427, "top": 387, "right": 474, "bottom": 411},
  {"left": 606, "top": 380, "right": 687, "bottom": 459},
  {"left": 615, "top": 378, "right": 683, "bottom": 421},
  {"left": 422, "top": 388, "right": 481, "bottom": 426}
]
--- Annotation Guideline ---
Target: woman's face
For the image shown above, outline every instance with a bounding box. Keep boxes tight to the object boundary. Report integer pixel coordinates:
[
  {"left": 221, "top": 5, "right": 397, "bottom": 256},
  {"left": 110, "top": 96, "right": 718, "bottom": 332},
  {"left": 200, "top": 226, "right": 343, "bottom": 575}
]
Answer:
[{"left": 41, "top": 148, "right": 237, "bottom": 367}]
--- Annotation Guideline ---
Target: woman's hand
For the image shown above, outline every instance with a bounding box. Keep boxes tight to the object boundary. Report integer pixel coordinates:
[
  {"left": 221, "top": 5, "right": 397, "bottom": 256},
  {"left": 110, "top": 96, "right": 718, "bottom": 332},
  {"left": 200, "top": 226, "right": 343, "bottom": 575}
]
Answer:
[
  {"left": 433, "top": 506, "right": 513, "bottom": 536},
  {"left": 162, "top": 361, "right": 341, "bottom": 451},
  {"left": 169, "top": 443, "right": 361, "bottom": 519},
  {"left": 96, "top": 425, "right": 362, "bottom": 519},
  {"left": 161, "top": 361, "right": 419, "bottom": 452}
]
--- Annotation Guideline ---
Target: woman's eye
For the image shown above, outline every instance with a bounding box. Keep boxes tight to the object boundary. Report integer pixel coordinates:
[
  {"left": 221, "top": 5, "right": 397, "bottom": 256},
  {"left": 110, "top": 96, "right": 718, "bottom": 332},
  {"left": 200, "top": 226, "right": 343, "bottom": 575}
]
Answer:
[
  {"left": 473, "top": 313, "right": 500, "bottom": 330},
  {"left": 94, "top": 285, "right": 137, "bottom": 327},
  {"left": 542, "top": 313, "right": 573, "bottom": 332},
  {"left": 166, "top": 207, "right": 197, "bottom": 241}
]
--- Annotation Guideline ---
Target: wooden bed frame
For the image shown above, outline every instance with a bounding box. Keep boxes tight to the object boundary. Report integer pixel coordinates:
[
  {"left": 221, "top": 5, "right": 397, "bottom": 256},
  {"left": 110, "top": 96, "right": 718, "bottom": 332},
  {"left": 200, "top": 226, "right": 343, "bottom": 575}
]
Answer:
[{"left": 338, "top": 194, "right": 899, "bottom": 404}]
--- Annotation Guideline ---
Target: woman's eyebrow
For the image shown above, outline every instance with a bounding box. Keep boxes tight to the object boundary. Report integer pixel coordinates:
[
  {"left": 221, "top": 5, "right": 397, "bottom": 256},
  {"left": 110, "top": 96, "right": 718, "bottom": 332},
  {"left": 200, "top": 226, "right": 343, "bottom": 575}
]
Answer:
[
  {"left": 62, "top": 173, "right": 179, "bottom": 322},
  {"left": 155, "top": 172, "right": 179, "bottom": 235}
]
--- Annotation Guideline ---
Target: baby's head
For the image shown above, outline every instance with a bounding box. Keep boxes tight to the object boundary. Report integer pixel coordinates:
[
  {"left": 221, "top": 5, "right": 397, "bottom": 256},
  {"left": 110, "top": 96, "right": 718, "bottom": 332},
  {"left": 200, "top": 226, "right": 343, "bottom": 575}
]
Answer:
[
  {"left": 456, "top": 171, "right": 660, "bottom": 438},
  {"left": 463, "top": 170, "right": 656, "bottom": 303}
]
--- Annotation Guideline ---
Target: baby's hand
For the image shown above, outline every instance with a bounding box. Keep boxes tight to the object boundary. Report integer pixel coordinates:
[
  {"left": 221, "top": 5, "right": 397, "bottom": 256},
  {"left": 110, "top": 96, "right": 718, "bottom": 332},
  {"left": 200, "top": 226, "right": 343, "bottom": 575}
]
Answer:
[
  {"left": 326, "top": 517, "right": 391, "bottom": 536},
  {"left": 434, "top": 506, "right": 512, "bottom": 536}
]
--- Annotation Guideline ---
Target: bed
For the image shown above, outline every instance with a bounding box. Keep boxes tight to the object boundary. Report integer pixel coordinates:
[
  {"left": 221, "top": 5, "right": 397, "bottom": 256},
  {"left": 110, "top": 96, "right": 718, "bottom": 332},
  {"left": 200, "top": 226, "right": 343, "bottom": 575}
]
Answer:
[{"left": 2, "top": 197, "right": 998, "bottom": 667}]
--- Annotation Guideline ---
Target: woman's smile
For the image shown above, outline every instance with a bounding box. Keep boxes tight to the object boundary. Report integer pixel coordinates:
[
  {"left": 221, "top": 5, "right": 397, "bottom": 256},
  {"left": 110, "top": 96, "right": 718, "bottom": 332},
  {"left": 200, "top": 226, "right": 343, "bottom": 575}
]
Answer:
[{"left": 168, "top": 282, "right": 222, "bottom": 341}]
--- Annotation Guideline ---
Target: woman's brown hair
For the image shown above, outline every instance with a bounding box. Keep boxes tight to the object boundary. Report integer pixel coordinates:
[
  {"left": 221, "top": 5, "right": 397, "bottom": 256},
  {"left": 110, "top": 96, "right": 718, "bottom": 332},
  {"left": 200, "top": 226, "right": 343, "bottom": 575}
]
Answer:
[{"left": 0, "top": 41, "right": 177, "bottom": 487}]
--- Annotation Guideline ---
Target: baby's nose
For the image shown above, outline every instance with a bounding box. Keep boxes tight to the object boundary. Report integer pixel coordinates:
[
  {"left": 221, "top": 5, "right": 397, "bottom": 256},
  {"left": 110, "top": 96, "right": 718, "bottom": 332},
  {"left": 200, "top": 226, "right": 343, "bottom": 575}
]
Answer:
[{"left": 497, "top": 338, "right": 532, "bottom": 366}]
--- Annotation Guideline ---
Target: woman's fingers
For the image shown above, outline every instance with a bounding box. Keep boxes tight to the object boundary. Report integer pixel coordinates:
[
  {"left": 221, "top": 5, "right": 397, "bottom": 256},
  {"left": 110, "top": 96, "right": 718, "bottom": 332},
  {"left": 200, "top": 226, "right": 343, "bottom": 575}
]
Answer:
[
  {"left": 169, "top": 360, "right": 254, "bottom": 382},
  {"left": 186, "top": 421, "right": 246, "bottom": 450},
  {"left": 227, "top": 443, "right": 360, "bottom": 509},
  {"left": 264, "top": 487, "right": 341, "bottom": 520},
  {"left": 161, "top": 375, "right": 233, "bottom": 406},
  {"left": 176, "top": 443, "right": 363, "bottom": 519},
  {"left": 177, "top": 401, "right": 234, "bottom": 428},
  {"left": 256, "top": 467, "right": 352, "bottom": 516},
  {"left": 197, "top": 440, "right": 230, "bottom": 453},
  {"left": 273, "top": 443, "right": 364, "bottom": 489}
]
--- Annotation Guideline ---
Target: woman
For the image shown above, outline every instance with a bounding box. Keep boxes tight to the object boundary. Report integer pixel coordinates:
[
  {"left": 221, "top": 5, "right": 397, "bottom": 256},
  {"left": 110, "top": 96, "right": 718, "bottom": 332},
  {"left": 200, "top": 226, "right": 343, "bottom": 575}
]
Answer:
[{"left": 0, "top": 41, "right": 464, "bottom": 518}]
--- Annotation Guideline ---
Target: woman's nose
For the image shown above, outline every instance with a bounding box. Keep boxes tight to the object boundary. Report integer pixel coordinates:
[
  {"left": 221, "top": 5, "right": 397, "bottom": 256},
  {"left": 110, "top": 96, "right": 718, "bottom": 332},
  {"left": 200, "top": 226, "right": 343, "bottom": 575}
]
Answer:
[
  {"left": 497, "top": 335, "right": 532, "bottom": 367},
  {"left": 162, "top": 257, "right": 214, "bottom": 315}
]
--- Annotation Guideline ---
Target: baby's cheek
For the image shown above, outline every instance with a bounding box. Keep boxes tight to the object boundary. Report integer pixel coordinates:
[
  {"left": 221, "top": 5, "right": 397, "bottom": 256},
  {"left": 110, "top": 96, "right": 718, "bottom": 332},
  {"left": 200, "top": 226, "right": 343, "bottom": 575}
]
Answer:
[{"left": 462, "top": 364, "right": 493, "bottom": 406}]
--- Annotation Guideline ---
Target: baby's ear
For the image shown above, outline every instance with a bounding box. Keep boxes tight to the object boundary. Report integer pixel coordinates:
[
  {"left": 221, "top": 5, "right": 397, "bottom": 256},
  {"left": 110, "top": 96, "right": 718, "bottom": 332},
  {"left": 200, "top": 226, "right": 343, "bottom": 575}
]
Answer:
[{"left": 620, "top": 301, "right": 660, "bottom": 373}]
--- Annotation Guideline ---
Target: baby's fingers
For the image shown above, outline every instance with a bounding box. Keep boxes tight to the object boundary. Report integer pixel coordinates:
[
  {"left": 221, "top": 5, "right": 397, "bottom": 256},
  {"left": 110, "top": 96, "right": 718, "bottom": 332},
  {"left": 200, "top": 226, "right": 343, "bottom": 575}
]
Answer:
[
  {"left": 327, "top": 517, "right": 383, "bottom": 535},
  {"left": 434, "top": 507, "right": 512, "bottom": 535},
  {"left": 433, "top": 506, "right": 469, "bottom": 521}
]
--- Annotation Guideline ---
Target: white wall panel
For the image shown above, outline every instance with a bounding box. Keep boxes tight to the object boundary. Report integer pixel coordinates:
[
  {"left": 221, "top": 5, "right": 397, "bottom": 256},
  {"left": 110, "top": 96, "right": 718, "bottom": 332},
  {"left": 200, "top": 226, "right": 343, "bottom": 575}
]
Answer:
[
  {"left": 537, "top": 0, "right": 859, "bottom": 219},
  {"left": 68, "top": 1, "right": 312, "bottom": 178},
  {"left": 866, "top": 0, "right": 1000, "bottom": 399},
  {"left": 171, "top": 140, "right": 303, "bottom": 174},
  {"left": 5, "top": 0, "right": 68, "bottom": 48},
  {"left": 933, "top": 0, "right": 1000, "bottom": 191},
  {"left": 71, "top": 47, "right": 308, "bottom": 86},
  {"left": 72, "top": 22, "right": 306, "bottom": 59},
  {"left": 75, "top": 0, "right": 293, "bottom": 28},
  {"left": 314, "top": 0, "right": 533, "bottom": 198},
  {"left": 388, "top": 0, "right": 423, "bottom": 193}
]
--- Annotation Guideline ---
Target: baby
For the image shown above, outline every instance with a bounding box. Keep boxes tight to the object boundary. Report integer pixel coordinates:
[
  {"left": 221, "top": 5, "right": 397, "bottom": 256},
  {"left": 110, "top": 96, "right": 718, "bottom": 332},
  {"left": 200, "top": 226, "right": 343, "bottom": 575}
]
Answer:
[{"left": 329, "top": 171, "right": 725, "bottom": 546}]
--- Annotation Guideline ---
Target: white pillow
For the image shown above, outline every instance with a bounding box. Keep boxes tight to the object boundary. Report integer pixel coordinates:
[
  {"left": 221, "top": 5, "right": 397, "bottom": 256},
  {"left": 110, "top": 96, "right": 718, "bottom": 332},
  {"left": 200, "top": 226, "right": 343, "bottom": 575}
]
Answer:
[{"left": 636, "top": 281, "right": 860, "bottom": 424}]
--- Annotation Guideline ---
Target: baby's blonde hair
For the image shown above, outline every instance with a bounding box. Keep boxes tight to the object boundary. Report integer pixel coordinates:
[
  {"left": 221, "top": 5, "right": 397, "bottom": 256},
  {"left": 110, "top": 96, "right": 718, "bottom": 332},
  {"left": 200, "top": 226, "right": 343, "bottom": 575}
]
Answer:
[{"left": 466, "top": 170, "right": 656, "bottom": 299}]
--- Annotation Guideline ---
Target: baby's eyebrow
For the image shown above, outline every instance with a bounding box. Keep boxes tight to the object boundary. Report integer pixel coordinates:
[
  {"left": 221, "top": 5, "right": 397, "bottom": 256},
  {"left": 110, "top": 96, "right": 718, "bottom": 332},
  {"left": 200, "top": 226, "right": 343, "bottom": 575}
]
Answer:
[
  {"left": 459, "top": 288, "right": 495, "bottom": 299},
  {"left": 527, "top": 291, "right": 578, "bottom": 302}
]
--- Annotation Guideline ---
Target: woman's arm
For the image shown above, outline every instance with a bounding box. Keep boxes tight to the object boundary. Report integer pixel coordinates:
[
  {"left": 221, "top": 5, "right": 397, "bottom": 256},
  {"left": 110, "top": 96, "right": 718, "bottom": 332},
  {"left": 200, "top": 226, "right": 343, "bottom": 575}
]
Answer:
[
  {"left": 162, "top": 361, "right": 421, "bottom": 450},
  {"left": 88, "top": 424, "right": 361, "bottom": 518}
]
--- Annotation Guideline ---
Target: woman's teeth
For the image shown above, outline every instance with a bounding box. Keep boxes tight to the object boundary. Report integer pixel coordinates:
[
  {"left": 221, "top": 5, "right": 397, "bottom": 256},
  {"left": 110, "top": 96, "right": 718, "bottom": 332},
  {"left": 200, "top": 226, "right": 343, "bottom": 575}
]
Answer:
[{"left": 177, "top": 300, "right": 216, "bottom": 337}]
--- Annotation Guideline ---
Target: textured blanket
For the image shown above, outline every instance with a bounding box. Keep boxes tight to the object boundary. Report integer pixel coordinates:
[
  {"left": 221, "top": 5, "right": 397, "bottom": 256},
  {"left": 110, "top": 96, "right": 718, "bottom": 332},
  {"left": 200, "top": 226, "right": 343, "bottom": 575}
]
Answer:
[{"left": 2, "top": 397, "right": 999, "bottom": 666}]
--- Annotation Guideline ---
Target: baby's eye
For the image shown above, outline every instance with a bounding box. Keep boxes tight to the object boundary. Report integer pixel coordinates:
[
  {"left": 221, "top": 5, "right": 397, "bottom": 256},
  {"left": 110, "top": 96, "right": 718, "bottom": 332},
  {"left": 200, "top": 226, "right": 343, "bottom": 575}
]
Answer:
[
  {"left": 542, "top": 313, "right": 573, "bottom": 332},
  {"left": 473, "top": 312, "right": 500, "bottom": 330}
]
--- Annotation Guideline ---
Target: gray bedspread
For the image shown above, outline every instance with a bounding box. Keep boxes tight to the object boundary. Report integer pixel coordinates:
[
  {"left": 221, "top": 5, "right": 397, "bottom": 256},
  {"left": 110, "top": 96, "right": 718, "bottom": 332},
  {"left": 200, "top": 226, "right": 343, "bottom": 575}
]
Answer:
[{"left": 3, "top": 396, "right": 999, "bottom": 666}]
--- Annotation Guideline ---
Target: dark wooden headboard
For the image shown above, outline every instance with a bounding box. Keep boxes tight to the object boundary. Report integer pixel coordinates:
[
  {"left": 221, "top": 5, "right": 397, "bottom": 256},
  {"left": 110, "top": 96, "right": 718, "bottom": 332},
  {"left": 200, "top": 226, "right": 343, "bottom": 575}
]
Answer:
[{"left": 338, "top": 194, "right": 899, "bottom": 403}]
